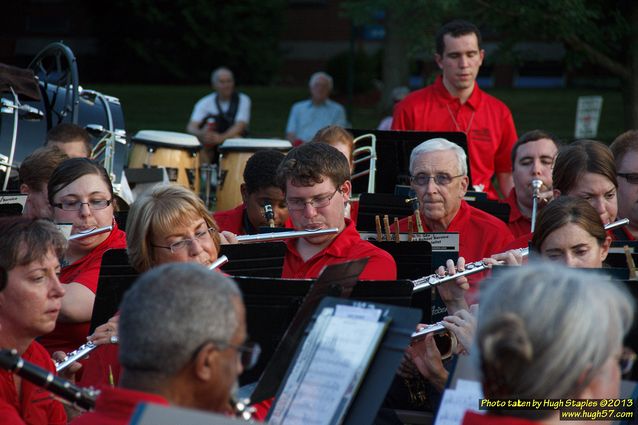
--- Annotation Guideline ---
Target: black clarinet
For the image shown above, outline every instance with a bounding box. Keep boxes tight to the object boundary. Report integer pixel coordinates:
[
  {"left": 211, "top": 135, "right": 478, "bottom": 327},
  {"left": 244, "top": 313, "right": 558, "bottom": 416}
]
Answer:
[{"left": 0, "top": 349, "right": 98, "bottom": 410}]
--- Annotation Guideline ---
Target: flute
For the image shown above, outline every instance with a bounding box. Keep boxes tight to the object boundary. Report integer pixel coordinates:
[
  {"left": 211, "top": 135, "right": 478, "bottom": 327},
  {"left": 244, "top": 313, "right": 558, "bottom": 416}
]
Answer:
[
  {"left": 55, "top": 341, "right": 98, "bottom": 373},
  {"left": 208, "top": 255, "right": 229, "bottom": 270},
  {"left": 410, "top": 322, "right": 457, "bottom": 360},
  {"left": 236, "top": 227, "right": 339, "bottom": 243},
  {"left": 68, "top": 225, "right": 112, "bottom": 240},
  {"left": 0, "top": 348, "right": 98, "bottom": 410},
  {"left": 412, "top": 218, "right": 630, "bottom": 293}
]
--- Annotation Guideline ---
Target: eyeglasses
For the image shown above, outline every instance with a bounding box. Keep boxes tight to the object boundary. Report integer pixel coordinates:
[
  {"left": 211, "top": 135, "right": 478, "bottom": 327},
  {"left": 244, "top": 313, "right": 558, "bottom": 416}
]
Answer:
[
  {"left": 620, "top": 347, "right": 636, "bottom": 376},
  {"left": 212, "top": 340, "right": 261, "bottom": 370},
  {"left": 53, "top": 199, "right": 112, "bottom": 211},
  {"left": 152, "top": 227, "right": 215, "bottom": 253},
  {"left": 286, "top": 188, "right": 341, "bottom": 211},
  {"left": 410, "top": 173, "right": 463, "bottom": 186},
  {"left": 617, "top": 173, "right": 638, "bottom": 185}
]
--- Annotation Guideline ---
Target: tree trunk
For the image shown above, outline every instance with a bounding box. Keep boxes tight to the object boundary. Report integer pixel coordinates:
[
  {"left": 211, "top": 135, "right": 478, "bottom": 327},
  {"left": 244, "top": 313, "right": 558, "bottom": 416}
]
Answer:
[{"left": 380, "top": 9, "right": 409, "bottom": 113}]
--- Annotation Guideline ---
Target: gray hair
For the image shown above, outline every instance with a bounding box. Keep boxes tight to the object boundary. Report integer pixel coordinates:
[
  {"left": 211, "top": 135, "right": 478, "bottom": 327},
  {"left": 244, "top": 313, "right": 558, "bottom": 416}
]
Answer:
[
  {"left": 476, "top": 263, "right": 633, "bottom": 418},
  {"left": 308, "top": 71, "right": 333, "bottom": 91},
  {"left": 409, "top": 138, "right": 467, "bottom": 176},
  {"left": 119, "top": 263, "right": 242, "bottom": 382},
  {"left": 211, "top": 67, "right": 234, "bottom": 85}
]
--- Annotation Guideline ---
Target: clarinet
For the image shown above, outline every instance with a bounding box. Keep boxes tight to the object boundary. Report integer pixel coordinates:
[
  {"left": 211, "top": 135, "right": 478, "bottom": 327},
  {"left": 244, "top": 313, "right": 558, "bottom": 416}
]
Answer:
[
  {"left": 55, "top": 341, "right": 97, "bottom": 373},
  {"left": 412, "top": 218, "right": 631, "bottom": 293},
  {"left": 0, "top": 349, "right": 98, "bottom": 410}
]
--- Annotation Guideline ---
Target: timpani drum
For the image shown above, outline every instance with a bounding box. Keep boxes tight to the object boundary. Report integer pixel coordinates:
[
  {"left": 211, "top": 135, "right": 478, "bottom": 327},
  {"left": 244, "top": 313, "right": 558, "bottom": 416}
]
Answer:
[
  {"left": 216, "top": 138, "right": 292, "bottom": 211},
  {"left": 128, "top": 130, "right": 202, "bottom": 193}
]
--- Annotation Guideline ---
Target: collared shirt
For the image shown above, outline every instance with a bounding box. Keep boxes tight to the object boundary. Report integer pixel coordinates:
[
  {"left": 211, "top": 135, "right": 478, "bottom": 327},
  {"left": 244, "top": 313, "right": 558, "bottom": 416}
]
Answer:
[
  {"left": 189, "top": 92, "right": 251, "bottom": 125},
  {"left": 214, "top": 203, "right": 250, "bottom": 235},
  {"left": 282, "top": 219, "right": 397, "bottom": 280},
  {"left": 39, "top": 224, "right": 127, "bottom": 355},
  {"left": 504, "top": 189, "right": 531, "bottom": 238},
  {"left": 70, "top": 387, "right": 170, "bottom": 425},
  {"left": 392, "top": 76, "right": 517, "bottom": 200},
  {"left": 0, "top": 341, "right": 66, "bottom": 425},
  {"left": 285, "top": 99, "right": 347, "bottom": 143}
]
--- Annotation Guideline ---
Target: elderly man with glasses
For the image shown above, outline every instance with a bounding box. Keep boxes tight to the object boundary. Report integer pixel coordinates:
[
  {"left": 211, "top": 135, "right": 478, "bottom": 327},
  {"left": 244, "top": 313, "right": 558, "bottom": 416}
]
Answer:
[
  {"left": 394, "top": 138, "right": 514, "bottom": 266},
  {"left": 276, "top": 143, "right": 396, "bottom": 280},
  {"left": 71, "top": 263, "right": 255, "bottom": 424}
]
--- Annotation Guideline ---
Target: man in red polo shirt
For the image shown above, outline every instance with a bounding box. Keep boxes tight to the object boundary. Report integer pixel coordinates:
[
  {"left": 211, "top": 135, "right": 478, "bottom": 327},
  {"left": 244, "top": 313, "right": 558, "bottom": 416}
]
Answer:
[
  {"left": 392, "top": 20, "right": 517, "bottom": 200},
  {"left": 277, "top": 143, "right": 397, "bottom": 280},
  {"left": 214, "top": 150, "right": 289, "bottom": 235},
  {"left": 505, "top": 130, "right": 559, "bottom": 237},
  {"left": 393, "top": 138, "right": 514, "bottom": 264}
]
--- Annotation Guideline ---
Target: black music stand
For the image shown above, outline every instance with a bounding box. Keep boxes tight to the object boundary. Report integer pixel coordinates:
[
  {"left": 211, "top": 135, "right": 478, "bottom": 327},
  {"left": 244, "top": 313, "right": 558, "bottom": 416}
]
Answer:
[
  {"left": 0, "top": 192, "right": 26, "bottom": 216},
  {"left": 621, "top": 280, "right": 638, "bottom": 381},
  {"left": 467, "top": 199, "right": 510, "bottom": 223},
  {"left": 267, "top": 296, "right": 420, "bottom": 425},
  {"left": 349, "top": 129, "right": 470, "bottom": 194},
  {"left": 356, "top": 193, "right": 413, "bottom": 231},
  {"left": 219, "top": 241, "right": 286, "bottom": 278},
  {"left": 607, "top": 241, "right": 638, "bottom": 270}
]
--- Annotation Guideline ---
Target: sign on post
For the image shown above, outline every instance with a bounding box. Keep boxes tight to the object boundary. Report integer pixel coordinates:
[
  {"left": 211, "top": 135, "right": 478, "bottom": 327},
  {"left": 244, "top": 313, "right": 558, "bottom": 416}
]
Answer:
[{"left": 574, "top": 96, "right": 603, "bottom": 139}]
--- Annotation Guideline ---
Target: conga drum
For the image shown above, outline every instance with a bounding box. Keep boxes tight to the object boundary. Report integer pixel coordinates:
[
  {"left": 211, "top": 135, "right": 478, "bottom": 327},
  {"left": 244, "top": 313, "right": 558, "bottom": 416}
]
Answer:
[
  {"left": 128, "top": 130, "right": 201, "bottom": 193},
  {"left": 216, "top": 138, "right": 292, "bottom": 211}
]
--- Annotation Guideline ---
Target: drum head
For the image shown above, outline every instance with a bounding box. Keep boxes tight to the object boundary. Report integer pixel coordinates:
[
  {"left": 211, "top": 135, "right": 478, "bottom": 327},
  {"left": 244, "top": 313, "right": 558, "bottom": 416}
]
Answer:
[
  {"left": 218, "top": 138, "right": 292, "bottom": 153},
  {"left": 132, "top": 130, "right": 201, "bottom": 151}
]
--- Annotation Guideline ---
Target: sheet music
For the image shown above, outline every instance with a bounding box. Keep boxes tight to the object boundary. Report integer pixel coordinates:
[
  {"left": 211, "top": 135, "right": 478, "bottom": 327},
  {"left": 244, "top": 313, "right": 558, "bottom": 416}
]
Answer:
[
  {"left": 269, "top": 306, "right": 388, "bottom": 425},
  {"left": 0, "top": 193, "right": 27, "bottom": 207},
  {"left": 434, "top": 379, "right": 483, "bottom": 425}
]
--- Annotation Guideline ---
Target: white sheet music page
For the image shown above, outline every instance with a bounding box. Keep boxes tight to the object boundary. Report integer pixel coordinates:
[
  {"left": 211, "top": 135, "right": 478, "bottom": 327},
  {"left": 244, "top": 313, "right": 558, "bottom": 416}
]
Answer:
[
  {"left": 434, "top": 379, "right": 483, "bottom": 425},
  {"left": 268, "top": 305, "right": 388, "bottom": 425}
]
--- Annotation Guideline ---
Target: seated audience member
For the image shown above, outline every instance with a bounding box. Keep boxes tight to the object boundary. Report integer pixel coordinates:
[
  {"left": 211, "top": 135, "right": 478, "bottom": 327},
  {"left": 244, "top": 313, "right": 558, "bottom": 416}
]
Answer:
[
  {"left": 393, "top": 138, "right": 514, "bottom": 262},
  {"left": 71, "top": 263, "right": 250, "bottom": 424},
  {"left": 276, "top": 143, "right": 396, "bottom": 280},
  {"left": 463, "top": 263, "right": 634, "bottom": 424},
  {"left": 38, "top": 158, "right": 126, "bottom": 355},
  {"left": 553, "top": 139, "right": 618, "bottom": 226},
  {"left": 18, "top": 146, "right": 68, "bottom": 219},
  {"left": 531, "top": 196, "right": 611, "bottom": 269},
  {"left": 285, "top": 72, "right": 347, "bottom": 145},
  {"left": 214, "top": 150, "right": 289, "bottom": 234},
  {"left": 186, "top": 67, "right": 251, "bottom": 164},
  {"left": 377, "top": 86, "right": 410, "bottom": 131},
  {"left": 310, "top": 125, "right": 359, "bottom": 221},
  {"left": 504, "top": 130, "right": 559, "bottom": 237},
  {"left": 45, "top": 123, "right": 92, "bottom": 158},
  {"left": 0, "top": 217, "right": 67, "bottom": 424},
  {"left": 610, "top": 130, "right": 638, "bottom": 240}
]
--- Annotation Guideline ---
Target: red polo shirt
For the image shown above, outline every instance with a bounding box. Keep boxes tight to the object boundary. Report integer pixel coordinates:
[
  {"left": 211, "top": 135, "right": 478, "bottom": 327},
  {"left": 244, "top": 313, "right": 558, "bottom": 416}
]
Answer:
[
  {"left": 392, "top": 76, "right": 517, "bottom": 200},
  {"left": 39, "top": 224, "right": 127, "bottom": 355},
  {"left": 0, "top": 341, "right": 66, "bottom": 425},
  {"left": 70, "top": 387, "right": 169, "bottom": 425},
  {"left": 213, "top": 203, "right": 246, "bottom": 234},
  {"left": 392, "top": 201, "right": 514, "bottom": 262},
  {"left": 282, "top": 219, "right": 397, "bottom": 280},
  {"left": 504, "top": 189, "right": 531, "bottom": 238}
]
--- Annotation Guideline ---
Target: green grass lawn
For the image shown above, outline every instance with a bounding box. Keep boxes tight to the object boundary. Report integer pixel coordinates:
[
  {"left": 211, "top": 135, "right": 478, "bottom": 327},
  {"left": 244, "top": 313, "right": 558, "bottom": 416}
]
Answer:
[{"left": 92, "top": 84, "right": 624, "bottom": 143}]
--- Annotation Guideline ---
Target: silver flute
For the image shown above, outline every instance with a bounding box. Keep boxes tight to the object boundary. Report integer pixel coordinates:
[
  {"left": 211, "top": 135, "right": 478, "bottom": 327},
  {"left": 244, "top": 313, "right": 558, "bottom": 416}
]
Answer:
[
  {"left": 412, "top": 218, "right": 630, "bottom": 293},
  {"left": 208, "top": 255, "right": 229, "bottom": 270},
  {"left": 55, "top": 341, "right": 97, "bottom": 373},
  {"left": 68, "top": 225, "right": 113, "bottom": 240},
  {"left": 236, "top": 227, "right": 339, "bottom": 243}
]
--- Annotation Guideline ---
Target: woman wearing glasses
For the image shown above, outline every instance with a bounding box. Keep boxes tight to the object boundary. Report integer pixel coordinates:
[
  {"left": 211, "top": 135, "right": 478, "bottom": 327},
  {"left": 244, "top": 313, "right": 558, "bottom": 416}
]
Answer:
[
  {"left": 463, "top": 263, "right": 634, "bottom": 424},
  {"left": 38, "top": 158, "right": 127, "bottom": 355}
]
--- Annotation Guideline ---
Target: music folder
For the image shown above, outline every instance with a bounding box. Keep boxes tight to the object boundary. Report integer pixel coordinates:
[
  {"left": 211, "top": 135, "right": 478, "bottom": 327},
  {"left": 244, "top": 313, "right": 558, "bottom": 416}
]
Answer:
[{"left": 268, "top": 296, "right": 420, "bottom": 425}]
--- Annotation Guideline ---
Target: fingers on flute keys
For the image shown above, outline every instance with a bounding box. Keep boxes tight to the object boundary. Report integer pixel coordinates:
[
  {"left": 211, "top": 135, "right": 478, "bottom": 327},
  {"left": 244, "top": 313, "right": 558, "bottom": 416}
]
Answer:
[{"left": 490, "top": 249, "right": 524, "bottom": 266}]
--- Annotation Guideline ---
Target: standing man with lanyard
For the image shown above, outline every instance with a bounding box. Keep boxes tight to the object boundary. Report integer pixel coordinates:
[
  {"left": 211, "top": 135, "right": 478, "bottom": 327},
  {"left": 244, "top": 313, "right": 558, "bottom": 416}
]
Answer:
[
  {"left": 187, "top": 67, "right": 251, "bottom": 164},
  {"left": 392, "top": 20, "right": 517, "bottom": 200}
]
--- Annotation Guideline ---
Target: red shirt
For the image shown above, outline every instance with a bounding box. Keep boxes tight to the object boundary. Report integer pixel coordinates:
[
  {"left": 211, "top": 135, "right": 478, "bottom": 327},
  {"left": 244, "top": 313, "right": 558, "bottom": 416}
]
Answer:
[
  {"left": 213, "top": 203, "right": 294, "bottom": 235},
  {"left": 462, "top": 411, "right": 540, "bottom": 425},
  {"left": 392, "top": 76, "right": 517, "bottom": 200},
  {"left": 77, "top": 343, "right": 121, "bottom": 389},
  {"left": 0, "top": 341, "right": 66, "bottom": 425},
  {"left": 70, "top": 387, "right": 169, "bottom": 425},
  {"left": 0, "top": 400, "right": 25, "bottom": 425},
  {"left": 504, "top": 189, "right": 531, "bottom": 238},
  {"left": 393, "top": 201, "right": 514, "bottom": 262},
  {"left": 282, "top": 219, "right": 397, "bottom": 280},
  {"left": 39, "top": 224, "right": 127, "bottom": 355}
]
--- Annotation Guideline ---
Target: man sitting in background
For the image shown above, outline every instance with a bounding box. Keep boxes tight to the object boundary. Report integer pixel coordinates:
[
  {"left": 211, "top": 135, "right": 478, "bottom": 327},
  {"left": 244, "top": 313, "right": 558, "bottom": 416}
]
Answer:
[{"left": 46, "top": 123, "right": 92, "bottom": 158}]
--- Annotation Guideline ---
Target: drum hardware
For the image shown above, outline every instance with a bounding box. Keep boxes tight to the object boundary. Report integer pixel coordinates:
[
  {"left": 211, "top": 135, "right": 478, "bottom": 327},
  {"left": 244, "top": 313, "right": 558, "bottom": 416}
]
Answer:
[
  {"left": 68, "top": 225, "right": 113, "bottom": 241},
  {"left": 87, "top": 123, "right": 127, "bottom": 184},
  {"left": 530, "top": 179, "right": 543, "bottom": 233},
  {"left": 200, "top": 164, "right": 216, "bottom": 210},
  {"left": 236, "top": 227, "right": 339, "bottom": 243},
  {"left": 352, "top": 133, "right": 377, "bottom": 194},
  {"left": 411, "top": 322, "right": 458, "bottom": 360},
  {"left": 209, "top": 255, "right": 229, "bottom": 270},
  {"left": 0, "top": 348, "right": 98, "bottom": 411},
  {"left": 55, "top": 342, "right": 97, "bottom": 373}
]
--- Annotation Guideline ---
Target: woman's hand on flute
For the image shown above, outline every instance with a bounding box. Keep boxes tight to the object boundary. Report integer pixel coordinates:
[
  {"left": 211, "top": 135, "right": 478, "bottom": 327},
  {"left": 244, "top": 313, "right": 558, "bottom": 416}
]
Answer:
[
  {"left": 220, "top": 230, "right": 238, "bottom": 244},
  {"left": 436, "top": 258, "right": 470, "bottom": 314},
  {"left": 51, "top": 351, "right": 82, "bottom": 380},
  {"left": 407, "top": 334, "right": 449, "bottom": 393},
  {"left": 442, "top": 307, "right": 477, "bottom": 355},
  {"left": 489, "top": 249, "right": 524, "bottom": 266},
  {"left": 87, "top": 314, "right": 119, "bottom": 346}
]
